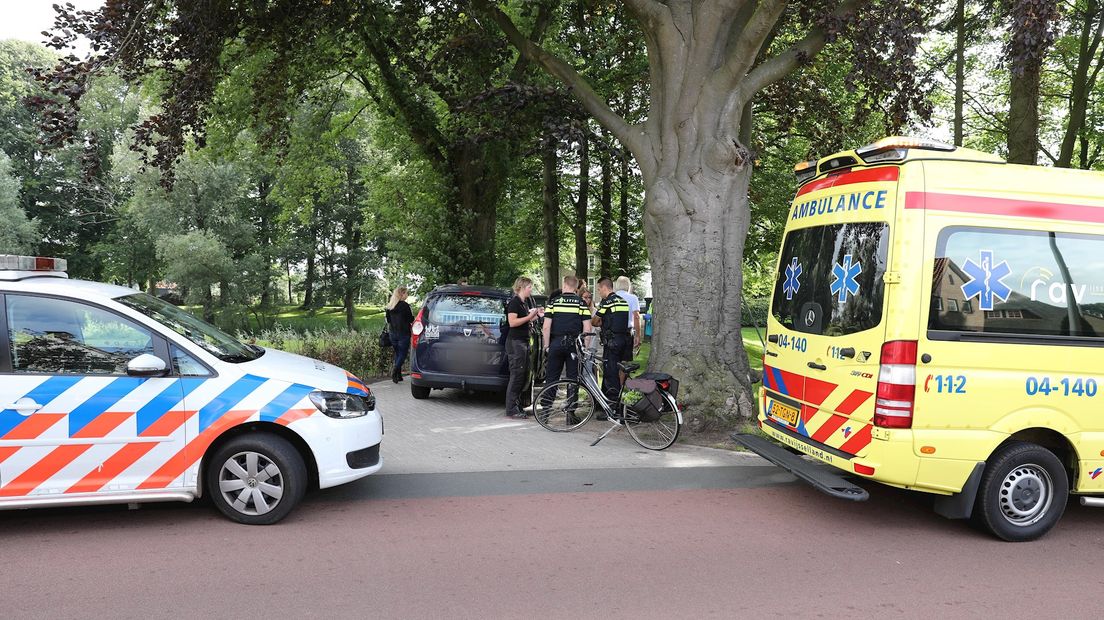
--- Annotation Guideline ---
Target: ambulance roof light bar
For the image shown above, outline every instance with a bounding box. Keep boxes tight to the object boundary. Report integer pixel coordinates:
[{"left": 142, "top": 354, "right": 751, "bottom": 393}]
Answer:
[
  {"left": 856, "top": 136, "right": 955, "bottom": 164},
  {"left": 0, "top": 255, "right": 68, "bottom": 272},
  {"left": 793, "top": 159, "right": 818, "bottom": 184}
]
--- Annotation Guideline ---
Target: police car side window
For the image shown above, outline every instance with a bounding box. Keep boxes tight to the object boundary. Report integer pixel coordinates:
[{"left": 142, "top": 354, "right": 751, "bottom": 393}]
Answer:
[
  {"left": 6, "top": 295, "right": 155, "bottom": 375},
  {"left": 171, "top": 345, "right": 210, "bottom": 376},
  {"left": 930, "top": 227, "right": 1104, "bottom": 339}
]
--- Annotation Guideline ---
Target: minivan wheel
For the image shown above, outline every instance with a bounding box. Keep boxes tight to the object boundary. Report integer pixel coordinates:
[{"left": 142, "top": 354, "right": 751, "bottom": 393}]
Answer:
[
  {"left": 206, "top": 434, "right": 307, "bottom": 525},
  {"left": 974, "top": 441, "right": 1067, "bottom": 542},
  {"left": 411, "top": 384, "right": 431, "bottom": 399}
]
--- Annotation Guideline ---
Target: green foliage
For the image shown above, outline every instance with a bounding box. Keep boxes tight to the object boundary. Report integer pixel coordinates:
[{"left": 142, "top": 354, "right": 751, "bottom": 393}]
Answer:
[
  {"left": 253, "top": 328, "right": 394, "bottom": 380},
  {"left": 740, "top": 298, "right": 772, "bottom": 329},
  {"left": 0, "top": 151, "right": 36, "bottom": 253}
]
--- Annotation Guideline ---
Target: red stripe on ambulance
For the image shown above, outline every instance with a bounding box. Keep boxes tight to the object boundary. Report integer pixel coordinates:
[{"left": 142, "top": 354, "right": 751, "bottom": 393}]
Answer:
[{"left": 796, "top": 167, "right": 899, "bottom": 197}]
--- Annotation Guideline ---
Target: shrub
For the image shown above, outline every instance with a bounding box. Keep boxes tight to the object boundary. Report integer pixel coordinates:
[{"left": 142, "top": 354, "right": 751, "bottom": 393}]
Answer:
[
  {"left": 740, "top": 297, "right": 770, "bottom": 327},
  {"left": 248, "top": 328, "right": 396, "bottom": 381}
]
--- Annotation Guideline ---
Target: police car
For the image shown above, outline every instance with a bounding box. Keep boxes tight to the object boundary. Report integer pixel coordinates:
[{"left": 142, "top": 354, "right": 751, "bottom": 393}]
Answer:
[{"left": 0, "top": 256, "right": 383, "bottom": 524}]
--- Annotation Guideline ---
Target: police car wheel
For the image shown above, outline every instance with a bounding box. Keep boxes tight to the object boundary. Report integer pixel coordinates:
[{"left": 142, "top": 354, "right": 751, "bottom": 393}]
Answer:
[
  {"left": 974, "top": 441, "right": 1068, "bottom": 542},
  {"left": 411, "top": 385, "right": 431, "bottom": 399},
  {"left": 206, "top": 434, "right": 307, "bottom": 525}
]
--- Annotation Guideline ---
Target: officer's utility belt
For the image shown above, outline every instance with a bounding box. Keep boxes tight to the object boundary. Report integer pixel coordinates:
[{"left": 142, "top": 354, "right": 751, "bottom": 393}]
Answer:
[
  {"left": 601, "top": 330, "right": 630, "bottom": 343},
  {"left": 551, "top": 333, "right": 579, "bottom": 345}
]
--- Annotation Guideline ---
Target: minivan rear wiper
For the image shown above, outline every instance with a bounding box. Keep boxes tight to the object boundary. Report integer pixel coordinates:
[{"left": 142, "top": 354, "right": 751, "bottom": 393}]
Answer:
[{"left": 465, "top": 320, "right": 499, "bottom": 325}]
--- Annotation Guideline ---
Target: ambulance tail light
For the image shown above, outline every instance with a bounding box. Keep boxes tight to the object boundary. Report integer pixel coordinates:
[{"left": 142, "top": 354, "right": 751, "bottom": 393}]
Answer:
[
  {"left": 411, "top": 307, "right": 426, "bottom": 349},
  {"left": 874, "top": 340, "right": 917, "bottom": 429}
]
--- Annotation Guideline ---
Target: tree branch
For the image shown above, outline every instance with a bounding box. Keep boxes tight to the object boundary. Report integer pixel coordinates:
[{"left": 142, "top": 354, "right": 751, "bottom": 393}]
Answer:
[
  {"left": 508, "top": 0, "right": 559, "bottom": 81},
  {"left": 714, "top": 0, "right": 787, "bottom": 95},
  {"left": 730, "top": 0, "right": 866, "bottom": 118},
  {"left": 473, "top": 0, "right": 651, "bottom": 167}
]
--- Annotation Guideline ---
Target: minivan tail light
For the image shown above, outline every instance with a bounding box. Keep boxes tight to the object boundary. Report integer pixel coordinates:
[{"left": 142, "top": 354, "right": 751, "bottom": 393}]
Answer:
[
  {"left": 411, "top": 307, "right": 425, "bottom": 348},
  {"left": 874, "top": 340, "right": 917, "bottom": 429}
]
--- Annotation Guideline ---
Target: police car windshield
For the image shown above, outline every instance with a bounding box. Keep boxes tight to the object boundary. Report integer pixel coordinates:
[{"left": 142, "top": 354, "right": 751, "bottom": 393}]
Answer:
[
  {"left": 116, "top": 293, "right": 262, "bottom": 363},
  {"left": 771, "top": 222, "right": 890, "bottom": 336}
]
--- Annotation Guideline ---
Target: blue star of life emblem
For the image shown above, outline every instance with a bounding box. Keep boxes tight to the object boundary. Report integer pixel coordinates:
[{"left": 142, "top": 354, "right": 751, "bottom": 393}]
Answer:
[
  {"left": 960, "top": 250, "right": 1012, "bottom": 311},
  {"left": 783, "top": 257, "right": 802, "bottom": 300},
  {"left": 830, "top": 254, "right": 862, "bottom": 302}
]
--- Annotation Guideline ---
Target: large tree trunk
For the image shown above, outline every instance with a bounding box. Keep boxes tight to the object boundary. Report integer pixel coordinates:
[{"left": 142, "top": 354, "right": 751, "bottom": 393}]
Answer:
[
  {"left": 575, "top": 134, "right": 590, "bottom": 281},
  {"left": 643, "top": 138, "right": 756, "bottom": 430},
  {"left": 448, "top": 142, "right": 507, "bottom": 284},
  {"left": 1006, "top": 0, "right": 1058, "bottom": 165},
  {"left": 542, "top": 140, "right": 560, "bottom": 290},
  {"left": 599, "top": 136, "right": 613, "bottom": 279},
  {"left": 1007, "top": 69, "right": 1040, "bottom": 165},
  {"left": 617, "top": 150, "right": 630, "bottom": 275}
]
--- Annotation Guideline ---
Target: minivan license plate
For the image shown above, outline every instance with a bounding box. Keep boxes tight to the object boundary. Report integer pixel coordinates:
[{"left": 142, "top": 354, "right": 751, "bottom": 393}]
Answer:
[{"left": 769, "top": 401, "right": 800, "bottom": 427}]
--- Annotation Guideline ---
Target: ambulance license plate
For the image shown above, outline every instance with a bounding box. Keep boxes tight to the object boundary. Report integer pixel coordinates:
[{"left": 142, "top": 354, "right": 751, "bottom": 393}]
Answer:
[{"left": 769, "top": 401, "right": 800, "bottom": 427}]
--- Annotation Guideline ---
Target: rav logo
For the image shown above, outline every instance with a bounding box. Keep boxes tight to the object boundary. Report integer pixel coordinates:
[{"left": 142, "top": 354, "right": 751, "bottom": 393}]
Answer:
[{"left": 1092, "top": 468, "right": 1103, "bottom": 480}]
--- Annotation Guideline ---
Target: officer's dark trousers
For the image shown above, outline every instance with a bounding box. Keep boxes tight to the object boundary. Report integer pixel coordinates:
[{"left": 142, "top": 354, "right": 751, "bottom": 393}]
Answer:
[
  {"left": 544, "top": 336, "right": 578, "bottom": 385},
  {"left": 504, "top": 338, "right": 529, "bottom": 415},
  {"left": 602, "top": 333, "right": 630, "bottom": 401},
  {"left": 541, "top": 336, "right": 578, "bottom": 409}
]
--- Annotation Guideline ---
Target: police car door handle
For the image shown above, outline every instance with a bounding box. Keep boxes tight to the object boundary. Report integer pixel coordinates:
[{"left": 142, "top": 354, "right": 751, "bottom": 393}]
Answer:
[
  {"left": 807, "top": 361, "right": 828, "bottom": 371},
  {"left": 7, "top": 398, "right": 44, "bottom": 415}
]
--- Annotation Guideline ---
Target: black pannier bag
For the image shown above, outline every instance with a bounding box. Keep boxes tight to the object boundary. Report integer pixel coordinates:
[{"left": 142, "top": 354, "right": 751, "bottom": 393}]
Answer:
[{"left": 623, "top": 377, "right": 667, "bottom": 422}]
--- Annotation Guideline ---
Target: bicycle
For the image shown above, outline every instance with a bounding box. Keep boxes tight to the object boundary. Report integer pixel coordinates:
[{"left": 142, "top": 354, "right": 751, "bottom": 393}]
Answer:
[{"left": 532, "top": 333, "right": 682, "bottom": 450}]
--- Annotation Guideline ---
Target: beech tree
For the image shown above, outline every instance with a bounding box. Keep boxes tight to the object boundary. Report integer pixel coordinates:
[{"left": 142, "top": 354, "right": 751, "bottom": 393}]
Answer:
[{"left": 476, "top": 0, "right": 929, "bottom": 425}]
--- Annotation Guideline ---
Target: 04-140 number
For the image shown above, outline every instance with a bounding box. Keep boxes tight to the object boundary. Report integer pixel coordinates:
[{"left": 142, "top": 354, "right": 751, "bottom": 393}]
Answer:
[{"left": 1025, "top": 376, "right": 1098, "bottom": 397}]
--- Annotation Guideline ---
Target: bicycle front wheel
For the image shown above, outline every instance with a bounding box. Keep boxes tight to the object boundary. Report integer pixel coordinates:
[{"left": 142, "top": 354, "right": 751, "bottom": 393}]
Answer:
[
  {"left": 624, "top": 391, "right": 681, "bottom": 450},
  {"left": 533, "top": 380, "right": 596, "bottom": 432}
]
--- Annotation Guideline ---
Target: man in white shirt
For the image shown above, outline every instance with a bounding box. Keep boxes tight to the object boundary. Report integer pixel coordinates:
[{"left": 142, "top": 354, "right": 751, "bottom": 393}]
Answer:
[{"left": 614, "top": 276, "right": 642, "bottom": 351}]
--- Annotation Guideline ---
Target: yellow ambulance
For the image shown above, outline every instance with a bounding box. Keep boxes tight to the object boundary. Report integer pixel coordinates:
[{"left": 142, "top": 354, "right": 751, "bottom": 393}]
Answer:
[{"left": 735, "top": 137, "right": 1104, "bottom": 541}]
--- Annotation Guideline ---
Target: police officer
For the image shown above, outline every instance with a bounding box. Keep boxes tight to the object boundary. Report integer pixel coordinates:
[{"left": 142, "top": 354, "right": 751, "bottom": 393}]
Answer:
[
  {"left": 542, "top": 275, "right": 591, "bottom": 387},
  {"left": 592, "top": 276, "right": 632, "bottom": 400}
]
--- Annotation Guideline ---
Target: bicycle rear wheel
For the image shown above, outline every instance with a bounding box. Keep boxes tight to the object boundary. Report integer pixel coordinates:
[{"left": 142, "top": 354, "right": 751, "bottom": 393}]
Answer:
[
  {"left": 623, "top": 391, "right": 681, "bottom": 450},
  {"left": 533, "top": 380, "right": 595, "bottom": 432}
]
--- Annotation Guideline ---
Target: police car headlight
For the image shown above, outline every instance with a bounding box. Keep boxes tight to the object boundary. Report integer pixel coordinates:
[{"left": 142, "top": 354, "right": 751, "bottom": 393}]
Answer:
[{"left": 309, "top": 391, "right": 374, "bottom": 418}]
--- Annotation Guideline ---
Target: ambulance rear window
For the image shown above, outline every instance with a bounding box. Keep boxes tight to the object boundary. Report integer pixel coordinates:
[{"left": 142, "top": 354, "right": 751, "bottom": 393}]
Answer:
[{"left": 771, "top": 222, "right": 890, "bottom": 336}]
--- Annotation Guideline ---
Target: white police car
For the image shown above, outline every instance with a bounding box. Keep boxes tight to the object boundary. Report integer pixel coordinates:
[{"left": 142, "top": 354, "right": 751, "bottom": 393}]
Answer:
[{"left": 0, "top": 255, "right": 382, "bottom": 524}]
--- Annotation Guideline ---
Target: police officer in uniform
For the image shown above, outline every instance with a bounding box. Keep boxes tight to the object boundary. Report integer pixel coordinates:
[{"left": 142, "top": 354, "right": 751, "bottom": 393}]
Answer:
[
  {"left": 542, "top": 275, "right": 591, "bottom": 387},
  {"left": 592, "top": 277, "right": 631, "bottom": 400}
]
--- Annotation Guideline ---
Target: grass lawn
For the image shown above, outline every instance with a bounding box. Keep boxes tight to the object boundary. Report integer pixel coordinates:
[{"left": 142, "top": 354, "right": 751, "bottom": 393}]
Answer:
[{"left": 631, "top": 327, "right": 765, "bottom": 372}]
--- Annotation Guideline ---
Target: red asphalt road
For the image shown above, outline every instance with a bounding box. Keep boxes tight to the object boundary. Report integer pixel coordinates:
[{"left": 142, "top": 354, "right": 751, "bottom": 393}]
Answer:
[{"left": 0, "top": 481, "right": 1101, "bottom": 619}]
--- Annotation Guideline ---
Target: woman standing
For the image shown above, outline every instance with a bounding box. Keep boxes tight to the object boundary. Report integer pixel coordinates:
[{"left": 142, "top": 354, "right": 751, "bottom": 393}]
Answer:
[
  {"left": 505, "top": 276, "right": 541, "bottom": 418},
  {"left": 385, "top": 286, "right": 414, "bottom": 383}
]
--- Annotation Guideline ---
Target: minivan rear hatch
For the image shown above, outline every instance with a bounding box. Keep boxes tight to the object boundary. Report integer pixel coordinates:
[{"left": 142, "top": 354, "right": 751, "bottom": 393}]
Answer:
[{"left": 417, "top": 294, "right": 507, "bottom": 376}]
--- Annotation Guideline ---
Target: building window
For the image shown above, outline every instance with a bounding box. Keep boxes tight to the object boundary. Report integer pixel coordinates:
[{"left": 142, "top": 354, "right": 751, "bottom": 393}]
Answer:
[
  {"left": 948, "top": 299, "right": 958, "bottom": 312},
  {"left": 934, "top": 297, "right": 943, "bottom": 311},
  {"left": 962, "top": 300, "right": 973, "bottom": 313}
]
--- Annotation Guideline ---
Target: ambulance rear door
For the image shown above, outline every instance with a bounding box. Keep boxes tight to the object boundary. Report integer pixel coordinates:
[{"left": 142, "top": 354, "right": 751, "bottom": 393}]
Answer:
[{"left": 762, "top": 167, "right": 898, "bottom": 462}]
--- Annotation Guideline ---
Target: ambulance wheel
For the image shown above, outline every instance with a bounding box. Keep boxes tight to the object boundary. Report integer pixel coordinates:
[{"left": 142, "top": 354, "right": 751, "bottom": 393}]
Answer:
[
  {"left": 411, "top": 384, "right": 431, "bottom": 399},
  {"left": 974, "top": 441, "right": 1068, "bottom": 542},
  {"left": 206, "top": 434, "right": 307, "bottom": 525}
]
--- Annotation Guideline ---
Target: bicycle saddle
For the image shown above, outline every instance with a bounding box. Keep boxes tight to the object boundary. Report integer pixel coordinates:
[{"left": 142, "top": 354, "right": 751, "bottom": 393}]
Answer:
[{"left": 618, "top": 361, "right": 640, "bottom": 374}]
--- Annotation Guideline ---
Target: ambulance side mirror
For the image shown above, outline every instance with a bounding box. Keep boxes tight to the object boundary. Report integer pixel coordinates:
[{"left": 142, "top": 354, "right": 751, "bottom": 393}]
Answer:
[{"left": 127, "top": 353, "right": 168, "bottom": 377}]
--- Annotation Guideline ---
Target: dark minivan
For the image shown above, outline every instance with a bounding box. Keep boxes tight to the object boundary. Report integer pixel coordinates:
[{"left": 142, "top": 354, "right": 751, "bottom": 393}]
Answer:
[{"left": 409, "top": 285, "right": 541, "bottom": 400}]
